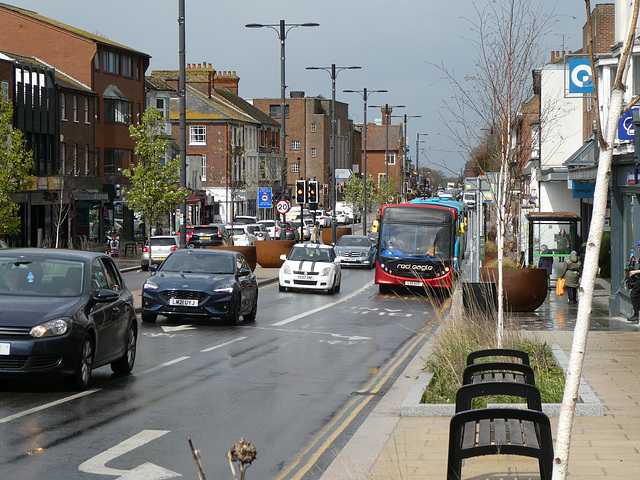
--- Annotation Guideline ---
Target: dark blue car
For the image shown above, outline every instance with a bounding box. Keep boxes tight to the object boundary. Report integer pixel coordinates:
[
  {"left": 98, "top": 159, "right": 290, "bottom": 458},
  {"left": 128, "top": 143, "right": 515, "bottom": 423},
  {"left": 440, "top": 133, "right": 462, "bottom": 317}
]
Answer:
[{"left": 141, "top": 249, "right": 258, "bottom": 325}]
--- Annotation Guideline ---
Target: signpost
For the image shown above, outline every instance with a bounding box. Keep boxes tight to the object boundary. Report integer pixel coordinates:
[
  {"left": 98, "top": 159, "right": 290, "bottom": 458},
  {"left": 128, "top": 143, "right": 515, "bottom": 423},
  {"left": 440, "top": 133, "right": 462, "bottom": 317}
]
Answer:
[
  {"left": 276, "top": 199, "right": 291, "bottom": 240},
  {"left": 258, "top": 187, "right": 272, "bottom": 209}
]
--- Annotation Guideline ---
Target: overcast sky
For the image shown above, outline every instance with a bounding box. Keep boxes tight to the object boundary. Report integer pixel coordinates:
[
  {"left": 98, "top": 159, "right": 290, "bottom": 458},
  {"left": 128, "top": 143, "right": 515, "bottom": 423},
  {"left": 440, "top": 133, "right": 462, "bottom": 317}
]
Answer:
[{"left": 12, "top": 0, "right": 588, "bottom": 175}]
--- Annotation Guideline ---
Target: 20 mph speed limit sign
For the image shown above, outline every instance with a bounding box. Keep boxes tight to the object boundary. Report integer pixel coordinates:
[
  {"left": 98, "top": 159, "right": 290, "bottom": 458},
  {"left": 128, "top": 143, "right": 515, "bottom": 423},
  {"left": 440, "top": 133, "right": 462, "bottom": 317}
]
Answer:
[{"left": 276, "top": 199, "right": 291, "bottom": 214}]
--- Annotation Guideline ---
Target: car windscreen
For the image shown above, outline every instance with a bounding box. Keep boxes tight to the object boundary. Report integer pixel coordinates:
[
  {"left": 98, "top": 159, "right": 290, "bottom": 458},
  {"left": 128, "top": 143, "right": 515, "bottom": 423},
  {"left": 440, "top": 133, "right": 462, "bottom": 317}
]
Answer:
[
  {"left": 260, "top": 221, "right": 275, "bottom": 227},
  {"left": 0, "top": 258, "right": 84, "bottom": 297},
  {"left": 160, "top": 253, "right": 235, "bottom": 274},
  {"left": 231, "top": 228, "right": 247, "bottom": 235},
  {"left": 379, "top": 223, "right": 452, "bottom": 260},
  {"left": 337, "top": 236, "right": 370, "bottom": 247},
  {"left": 288, "top": 248, "right": 331, "bottom": 262}
]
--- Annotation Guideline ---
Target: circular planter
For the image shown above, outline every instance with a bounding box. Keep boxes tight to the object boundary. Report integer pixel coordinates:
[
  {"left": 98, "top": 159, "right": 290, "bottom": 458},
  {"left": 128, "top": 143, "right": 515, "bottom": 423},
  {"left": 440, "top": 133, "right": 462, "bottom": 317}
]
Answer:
[
  {"left": 479, "top": 267, "right": 548, "bottom": 312},
  {"left": 255, "top": 240, "right": 296, "bottom": 268},
  {"left": 321, "top": 227, "right": 352, "bottom": 245},
  {"left": 207, "top": 245, "right": 257, "bottom": 271}
]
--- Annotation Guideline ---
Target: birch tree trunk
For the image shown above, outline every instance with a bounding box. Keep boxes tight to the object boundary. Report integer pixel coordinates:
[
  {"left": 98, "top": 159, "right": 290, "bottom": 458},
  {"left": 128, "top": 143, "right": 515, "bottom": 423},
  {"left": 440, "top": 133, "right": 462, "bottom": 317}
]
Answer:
[{"left": 553, "top": 2, "right": 639, "bottom": 477}]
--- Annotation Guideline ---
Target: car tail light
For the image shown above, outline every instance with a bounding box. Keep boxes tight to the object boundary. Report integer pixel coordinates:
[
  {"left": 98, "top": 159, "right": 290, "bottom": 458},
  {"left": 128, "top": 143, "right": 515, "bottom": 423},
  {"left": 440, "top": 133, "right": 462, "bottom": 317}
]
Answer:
[
  {"left": 170, "top": 246, "right": 179, "bottom": 252},
  {"left": 217, "top": 230, "right": 222, "bottom": 238},
  {"left": 142, "top": 246, "right": 149, "bottom": 253}
]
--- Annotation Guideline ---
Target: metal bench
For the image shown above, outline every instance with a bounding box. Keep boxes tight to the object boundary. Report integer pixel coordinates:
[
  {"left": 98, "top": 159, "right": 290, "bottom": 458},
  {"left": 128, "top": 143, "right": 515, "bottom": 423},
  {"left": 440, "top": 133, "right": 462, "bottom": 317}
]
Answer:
[
  {"left": 466, "top": 348, "right": 530, "bottom": 366},
  {"left": 462, "top": 361, "right": 536, "bottom": 386},
  {"left": 447, "top": 380, "right": 553, "bottom": 480}
]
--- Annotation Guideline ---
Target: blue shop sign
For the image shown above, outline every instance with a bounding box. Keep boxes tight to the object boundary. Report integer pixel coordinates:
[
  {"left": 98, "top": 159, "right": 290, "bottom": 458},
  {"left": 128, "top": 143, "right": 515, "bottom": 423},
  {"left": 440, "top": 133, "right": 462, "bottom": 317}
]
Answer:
[
  {"left": 627, "top": 169, "right": 638, "bottom": 185},
  {"left": 572, "top": 181, "right": 595, "bottom": 198}
]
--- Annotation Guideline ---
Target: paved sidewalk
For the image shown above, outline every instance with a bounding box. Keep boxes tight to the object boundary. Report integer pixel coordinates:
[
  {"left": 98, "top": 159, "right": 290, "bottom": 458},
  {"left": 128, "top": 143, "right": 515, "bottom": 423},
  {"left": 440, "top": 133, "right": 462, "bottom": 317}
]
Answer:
[{"left": 322, "top": 278, "right": 640, "bottom": 479}]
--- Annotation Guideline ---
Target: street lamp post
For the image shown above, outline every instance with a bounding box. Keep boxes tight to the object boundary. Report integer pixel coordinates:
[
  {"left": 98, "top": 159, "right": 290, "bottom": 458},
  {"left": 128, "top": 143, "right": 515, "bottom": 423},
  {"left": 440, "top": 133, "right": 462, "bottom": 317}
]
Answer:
[
  {"left": 246, "top": 20, "right": 318, "bottom": 238},
  {"left": 416, "top": 132, "right": 428, "bottom": 190},
  {"left": 306, "top": 64, "right": 361, "bottom": 244},
  {"left": 370, "top": 104, "right": 404, "bottom": 199},
  {"left": 392, "top": 114, "right": 421, "bottom": 201},
  {"left": 343, "top": 88, "right": 387, "bottom": 235}
]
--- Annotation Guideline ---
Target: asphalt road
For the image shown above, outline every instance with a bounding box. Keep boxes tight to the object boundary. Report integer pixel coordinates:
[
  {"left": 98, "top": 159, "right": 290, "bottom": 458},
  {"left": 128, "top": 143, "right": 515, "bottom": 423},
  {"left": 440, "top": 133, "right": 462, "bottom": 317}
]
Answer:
[{"left": 0, "top": 267, "right": 448, "bottom": 480}]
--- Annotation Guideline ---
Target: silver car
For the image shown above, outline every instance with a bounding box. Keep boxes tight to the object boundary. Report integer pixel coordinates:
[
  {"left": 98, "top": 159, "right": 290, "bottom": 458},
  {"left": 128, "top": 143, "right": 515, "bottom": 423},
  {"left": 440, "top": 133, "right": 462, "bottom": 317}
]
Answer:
[{"left": 141, "top": 236, "right": 180, "bottom": 271}]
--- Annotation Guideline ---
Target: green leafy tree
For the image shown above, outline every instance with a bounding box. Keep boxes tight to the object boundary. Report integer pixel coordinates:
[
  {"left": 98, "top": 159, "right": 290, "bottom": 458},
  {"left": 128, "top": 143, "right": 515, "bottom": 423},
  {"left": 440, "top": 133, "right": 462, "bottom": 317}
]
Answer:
[
  {"left": 374, "top": 176, "right": 399, "bottom": 205},
  {"left": 0, "top": 97, "right": 33, "bottom": 236},
  {"left": 123, "top": 107, "right": 186, "bottom": 243},
  {"left": 343, "top": 174, "right": 377, "bottom": 213}
]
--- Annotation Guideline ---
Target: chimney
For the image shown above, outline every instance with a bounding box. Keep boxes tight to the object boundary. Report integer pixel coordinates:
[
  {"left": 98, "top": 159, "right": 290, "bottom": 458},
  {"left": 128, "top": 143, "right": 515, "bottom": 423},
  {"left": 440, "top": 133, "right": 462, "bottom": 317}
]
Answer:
[{"left": 381, "top": 107, "right": 392, "bottom": 125}]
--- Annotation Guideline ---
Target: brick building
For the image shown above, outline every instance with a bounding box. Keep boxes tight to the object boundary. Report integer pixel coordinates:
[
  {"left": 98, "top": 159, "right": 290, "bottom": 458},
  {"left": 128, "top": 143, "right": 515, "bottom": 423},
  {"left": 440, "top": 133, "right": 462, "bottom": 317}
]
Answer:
[
  {"left": 251, "top": 92, "right": 361, "bottom": 209},
  {"left": 363, "top": 107, "right": 404, "bottom": 194},
  {"left": 0, "top": 2, "right": 150, "bottom": 245}
]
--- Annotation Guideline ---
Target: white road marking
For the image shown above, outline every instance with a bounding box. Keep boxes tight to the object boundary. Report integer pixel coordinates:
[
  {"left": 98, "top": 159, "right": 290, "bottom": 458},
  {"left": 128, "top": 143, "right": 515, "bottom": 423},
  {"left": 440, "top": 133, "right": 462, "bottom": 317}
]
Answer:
[
  {"left": 0, "top": 389, "right": 100, "bottom": 423},
  {"left": 78, "top": 430, "right": 180, "bottom": 479},
  {"left": 272, "top": 280, "right": 374, "bottom": 326},
  {"left": 201, "top": 336, "right": 247, "bottom": 352},
  {"left": 160, "top": 325, "right": 197, "bottom": 332},
  {"left": 135, "top": 356, "right": 191, "bottom": 376}
]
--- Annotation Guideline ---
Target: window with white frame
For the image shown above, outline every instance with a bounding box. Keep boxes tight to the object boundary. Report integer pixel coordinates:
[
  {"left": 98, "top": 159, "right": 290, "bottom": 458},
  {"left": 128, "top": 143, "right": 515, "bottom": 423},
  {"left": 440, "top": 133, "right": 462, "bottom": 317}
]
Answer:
[
  {"left": 201, "top": 155, "right": 207, "bottom": 181},
  {"left": 73, "top": 144, "right": 78, "bottom": 175},
  {"left": 60, "top": 142, "right": 66, "bottom": 174},
  {"left": 85, "top": 145, "right": 90, "bottom": 175},
  {"left": 291, "top": 163, "right": 300, "bottom": 173},
  {"left": 84, "top": 98, "right": 90, "bottom": 123},
  {"left": 387, "top": 152, "right": 396, "bottom": 165},
  {"left": 378, "top": 173, "right": 387, "bottom": 184},
  {"left": 73, "top": 96, "right": 78, "bottom": 122},
  {"left": 189, "top": 125, "right": 206, "bottom": 145},
  {"left": 60, "top": 93, "right": 66, "bottom": 120},
  {"left": 156, "top": 98, "right": 166, "bottom": 118},
  {"left": 290, "top": 140, "right": 301, "bottom": 150},
  {"left": 104, "top": 99, "right": 132, "bottom": 124},
  {"left": 310, "top": 123, "right": 317, "bottom": 133},
  {"left": 311, "top": 147, "right": 317, "bottom": 158}
]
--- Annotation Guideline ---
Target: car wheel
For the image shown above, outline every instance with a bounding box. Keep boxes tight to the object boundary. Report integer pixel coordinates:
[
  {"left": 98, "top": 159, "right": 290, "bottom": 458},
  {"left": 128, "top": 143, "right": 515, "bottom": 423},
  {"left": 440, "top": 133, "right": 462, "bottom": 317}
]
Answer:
[
  {"left": 111, "top": 322, "right": 137, "bottom": 374},
  {"left": 244, "top": 294, "right": 258, "bottom": 322},
  {"left": 141, "top": 263, "right": 149, "bottom": 271},
  {"left": 279, "top": 283, "right": 287, "bottom": 292},
  {"left": 141, "top": 312, "right": 157, "bottom": 323},
  {"left": 334, "top": 279, "right": 341, "bottom": 293},
  {"left": 225, "top": 298, "right": 241, "bottom": 325},
  {"left": 66, "top": 334, "right": 93, "bottom": 390}
]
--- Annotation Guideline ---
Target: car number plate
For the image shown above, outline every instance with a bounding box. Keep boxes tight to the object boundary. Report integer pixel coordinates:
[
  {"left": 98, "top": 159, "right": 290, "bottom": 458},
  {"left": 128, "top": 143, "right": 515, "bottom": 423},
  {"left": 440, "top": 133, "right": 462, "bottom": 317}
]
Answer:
[
  {"left": 343, "top": 258, "right": 356, "bottom": 262},
  {"left": 405, "top": 280, "right": 423, "bottom": 287},
  {"left": 169, "top": 298, "right": 198, "bottom": 307},
  {"left": 0, "top": 343, "right": 9, "bottom": 355},
  {"left": 200, "top": 236, "right": 211, "bottom": 240},
  {"left": 297, "top": 275, "right": 313, "bottom": 280}
]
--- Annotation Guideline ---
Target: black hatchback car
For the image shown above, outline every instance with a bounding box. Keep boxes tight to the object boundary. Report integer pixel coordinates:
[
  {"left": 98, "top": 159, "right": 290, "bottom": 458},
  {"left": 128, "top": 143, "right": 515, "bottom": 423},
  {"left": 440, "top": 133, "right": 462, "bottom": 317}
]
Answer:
[
  {"left": 188, "top": 224, "right": 231, "bottom": 248},
  {"left": 141, "top": 249, "right": 258, "bottom": 325},
  {"left": 0, "top": 249, "right": 138, "bottom": 389}
]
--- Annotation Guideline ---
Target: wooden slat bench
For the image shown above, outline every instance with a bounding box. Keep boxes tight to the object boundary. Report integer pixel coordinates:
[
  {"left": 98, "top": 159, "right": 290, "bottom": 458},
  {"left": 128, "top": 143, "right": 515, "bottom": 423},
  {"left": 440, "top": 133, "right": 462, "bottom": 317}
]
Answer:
[
  {"left": 447, "top": 379, "right": 553, "bottom": 480},
  {"left": 466, "top": 348, "right": 530, "bottom": 366},
  {"left": 462, "top": 361, "right": 536, "bottom": 386}
]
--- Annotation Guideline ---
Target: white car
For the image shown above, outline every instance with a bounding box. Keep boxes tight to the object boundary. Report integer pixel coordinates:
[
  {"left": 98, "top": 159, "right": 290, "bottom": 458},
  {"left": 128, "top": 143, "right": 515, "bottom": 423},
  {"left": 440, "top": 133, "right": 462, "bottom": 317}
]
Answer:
[
  {"left": 335, "top": 210, "right": 349, "bottom": 225},
  {"left": 248, "top": 223, "right": 271, "bottom": 241},
  {"left": 279, "top": 244, "right": 342, "bottom": 294},
  {"left": 228, "top": 225, "right": 257, "bottom": 246},
  {"left": 311, "top": 210, "right": 331, "bottom": 227}
]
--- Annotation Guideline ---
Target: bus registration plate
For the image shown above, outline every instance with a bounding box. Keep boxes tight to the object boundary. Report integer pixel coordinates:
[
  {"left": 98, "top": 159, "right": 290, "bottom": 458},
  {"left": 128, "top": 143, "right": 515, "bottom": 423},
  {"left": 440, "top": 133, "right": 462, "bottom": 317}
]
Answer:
[{"left": 405, "top": 280, "right": 422, "bottom": 287}]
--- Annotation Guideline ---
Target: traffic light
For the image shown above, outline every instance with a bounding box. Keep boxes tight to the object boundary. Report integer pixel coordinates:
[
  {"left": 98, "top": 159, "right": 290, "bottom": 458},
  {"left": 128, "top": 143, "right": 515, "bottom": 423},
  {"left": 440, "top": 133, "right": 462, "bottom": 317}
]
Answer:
[
  {"left": 323, "top": 184, "right": 329, "bottom": 196},
  {"left": 295, "top": 180, "right": 307, "bottom": 204},
  {"left": 307, "top": 180, "right": 318, "bottom": 204},
  {"left": 425, "top": 177, "right": 430, "bottom": 187},
  {"left": 338, "top": 182, "right": 345, "bottom": 193}
]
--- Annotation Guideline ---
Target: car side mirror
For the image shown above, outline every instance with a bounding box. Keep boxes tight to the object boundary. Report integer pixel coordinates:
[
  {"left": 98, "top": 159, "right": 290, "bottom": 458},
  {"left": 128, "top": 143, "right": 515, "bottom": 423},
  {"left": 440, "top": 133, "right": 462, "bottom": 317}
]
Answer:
[
  {"left": 280, "top": 254, "right": 287, "bottom": 261},
  {"left": 149, "top": 264, "right": 158, "bottom": 273},
  {"left": 94, "top": 289, "right": 119, "bottom": 302},
  {"left": 238, "top": 268, "right": 251, "bottom": 277}
]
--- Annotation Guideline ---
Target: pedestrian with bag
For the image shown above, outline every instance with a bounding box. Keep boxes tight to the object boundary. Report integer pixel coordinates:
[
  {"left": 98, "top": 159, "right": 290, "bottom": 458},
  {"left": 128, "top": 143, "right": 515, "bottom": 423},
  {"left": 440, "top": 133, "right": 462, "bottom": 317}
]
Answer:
[
  {"left": 310, "top": 221, "right": 320, "bottom": 244},
  {"left": 626, "top": 241, "right": 640, "bottom": 322},
  {"left": 538, "top": 244, "right": 554, "bottom": 290},
  {"left": 559, "top": 250, "right": 581, "bottom": 305}
]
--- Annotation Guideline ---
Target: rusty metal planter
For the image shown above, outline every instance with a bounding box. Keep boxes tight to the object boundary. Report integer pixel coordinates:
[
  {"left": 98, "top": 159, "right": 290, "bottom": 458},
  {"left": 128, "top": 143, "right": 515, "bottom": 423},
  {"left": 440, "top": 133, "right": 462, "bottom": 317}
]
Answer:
[
  {"left": 255, "top": 240, "right": 296, "bottom": 268},
  {"left": 479, "top": 267, "right": 548, "bottom": 312}
]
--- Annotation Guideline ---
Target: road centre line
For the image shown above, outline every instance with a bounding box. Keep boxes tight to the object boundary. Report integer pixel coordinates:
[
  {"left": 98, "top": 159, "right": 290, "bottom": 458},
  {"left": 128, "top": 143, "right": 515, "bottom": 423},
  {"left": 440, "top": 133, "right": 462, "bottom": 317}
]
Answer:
[
  {"left": 134, "top": 356, "right": 191, "bottom": 376},
  {"left": 271, "top": 280, "right": 374, "bottom": 327},
  {"left": 0, "top": 389, "right": 100, "bottom": 424},
  {"left": 201, "top": 336, "right": 247, "bottom": 352}
]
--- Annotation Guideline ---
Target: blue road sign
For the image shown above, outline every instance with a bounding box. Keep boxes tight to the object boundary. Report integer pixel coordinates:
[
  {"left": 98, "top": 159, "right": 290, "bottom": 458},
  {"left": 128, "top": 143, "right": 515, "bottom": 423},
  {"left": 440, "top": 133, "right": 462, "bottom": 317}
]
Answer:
[
  {"left": 258, "top": 187, "right": 272, "bottom": 208},
  {"left": 569, "top": 59, "right": 593, "bottom": 94}
]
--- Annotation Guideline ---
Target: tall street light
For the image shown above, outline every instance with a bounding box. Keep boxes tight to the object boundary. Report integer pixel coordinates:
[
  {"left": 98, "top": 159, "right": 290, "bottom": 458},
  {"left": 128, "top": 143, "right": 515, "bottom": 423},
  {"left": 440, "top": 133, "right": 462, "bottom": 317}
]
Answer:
[
  {"left": 370, "top": 104, "right": 404, "bottom": 196},
  {"left": 246, "top": 20, "right": 319, "bottom": 238},
  {"left": 393, "top": 114, "right": 421, "bottom": 201},
  {"left": 416, "top": 132, "right": 428, "bottom": 190},
  {"left": 306, "top": 64, "right": 361, "bottom": 244},
  {"left": 343, "top": 88, "right": 387, "bottom": 235},
  {"left": 178, "top": 0, "right": 187, "bottom": 248}
]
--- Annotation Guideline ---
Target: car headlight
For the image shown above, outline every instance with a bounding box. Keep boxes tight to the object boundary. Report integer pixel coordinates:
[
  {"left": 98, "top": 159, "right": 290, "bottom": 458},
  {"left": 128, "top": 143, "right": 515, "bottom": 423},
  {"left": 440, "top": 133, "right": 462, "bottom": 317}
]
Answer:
[
  {"left": 143, "top": 280, "right": 159, "bottom": 290},
  {"left": 282, "top": 264, "right": 291, "bottom": 274},
  {"left": 30, "top": 317, "right": 71, "bottom": 338},
  {"left": 321, "top": 267, "right": 332, "bottom": 276},
  {"left": 361, "top": 250, "right": 370, "bottom": 257},
  {"left": 213, "top": 285, "right": 234, "bottom": 293}
]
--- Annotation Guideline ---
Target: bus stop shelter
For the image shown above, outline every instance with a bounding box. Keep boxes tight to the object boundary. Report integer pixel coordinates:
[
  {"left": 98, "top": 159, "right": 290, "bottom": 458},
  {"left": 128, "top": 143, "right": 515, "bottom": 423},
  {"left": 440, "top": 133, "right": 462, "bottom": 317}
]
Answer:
[{"left": 526, "top": 212, "right": 581, "bottom": 267}]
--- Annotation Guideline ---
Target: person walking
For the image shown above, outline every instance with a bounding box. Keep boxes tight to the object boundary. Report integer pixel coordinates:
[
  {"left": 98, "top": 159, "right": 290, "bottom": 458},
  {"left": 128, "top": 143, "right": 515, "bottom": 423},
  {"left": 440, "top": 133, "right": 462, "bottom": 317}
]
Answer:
[
  {"left": 627, "top": 241, "right": 640, "bottom": 322},
  {"left": 555, "top": 228, "right": 570, "bottom": 261},
  {"left": 538, "top": 244, "right": 554, "bottom": 289},
  {"left": 559, "top": 250, "right": 581, "bottom": 305},
  {"left": 310, "top": 221, "right": 320, "bottom": 244},
  {"left": 156, "top": 223, "right": 164, "bottom": 236}
]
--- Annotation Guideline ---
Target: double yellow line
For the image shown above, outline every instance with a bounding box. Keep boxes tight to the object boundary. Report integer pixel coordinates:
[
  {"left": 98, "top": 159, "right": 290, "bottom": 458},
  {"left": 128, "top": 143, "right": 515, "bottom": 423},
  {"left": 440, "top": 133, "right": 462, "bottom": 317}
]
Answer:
[{"left": 275, "top": 296, "right": 450, "bottom": 480}]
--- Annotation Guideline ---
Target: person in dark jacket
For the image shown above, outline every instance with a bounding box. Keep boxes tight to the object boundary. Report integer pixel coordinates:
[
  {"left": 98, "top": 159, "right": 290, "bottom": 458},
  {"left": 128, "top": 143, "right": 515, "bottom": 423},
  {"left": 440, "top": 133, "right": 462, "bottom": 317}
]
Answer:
[
  {"left": 559, "top": 250, "right": 581, "bottom": 304},
  {"left": 538, "top": 244, "right": 554, "bottom": 289}
]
